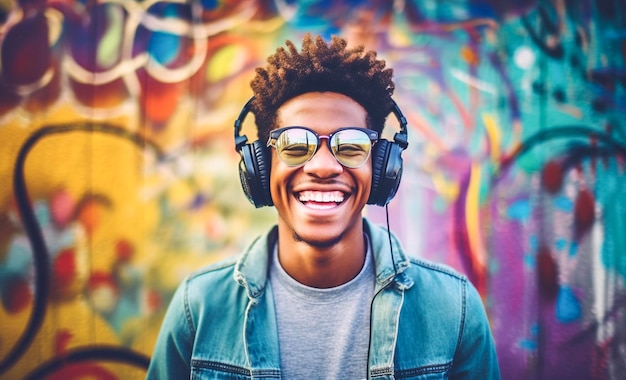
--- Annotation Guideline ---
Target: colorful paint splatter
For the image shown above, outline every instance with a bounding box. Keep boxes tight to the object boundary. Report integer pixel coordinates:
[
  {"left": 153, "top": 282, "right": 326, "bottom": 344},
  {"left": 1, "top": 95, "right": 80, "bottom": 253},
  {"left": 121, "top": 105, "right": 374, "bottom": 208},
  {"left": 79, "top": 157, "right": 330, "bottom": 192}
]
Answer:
[{"left": 0, "top": 0, "right": 625, "bottom": 379}]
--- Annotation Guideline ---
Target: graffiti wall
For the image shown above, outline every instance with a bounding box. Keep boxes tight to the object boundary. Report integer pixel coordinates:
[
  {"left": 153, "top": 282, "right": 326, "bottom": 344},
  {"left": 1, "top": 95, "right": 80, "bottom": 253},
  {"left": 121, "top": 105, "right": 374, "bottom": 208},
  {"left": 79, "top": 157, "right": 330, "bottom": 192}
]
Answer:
[{"left": 1, "top": 0, "right": 624, "bottom": 379}]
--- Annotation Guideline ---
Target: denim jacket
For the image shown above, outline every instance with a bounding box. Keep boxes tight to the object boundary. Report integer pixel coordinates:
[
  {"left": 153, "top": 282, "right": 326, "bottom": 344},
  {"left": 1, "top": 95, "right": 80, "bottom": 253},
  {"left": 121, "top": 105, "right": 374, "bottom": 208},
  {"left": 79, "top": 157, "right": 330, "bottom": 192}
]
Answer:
[{"left": 147, "top": 219, "right": 500, "bottom": 379}]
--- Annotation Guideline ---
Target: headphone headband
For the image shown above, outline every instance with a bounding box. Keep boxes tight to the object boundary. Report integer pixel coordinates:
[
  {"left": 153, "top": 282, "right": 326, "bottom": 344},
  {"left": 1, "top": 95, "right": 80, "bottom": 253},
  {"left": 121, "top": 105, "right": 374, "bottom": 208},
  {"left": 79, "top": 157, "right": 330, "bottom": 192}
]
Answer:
[
  {"left": 234, "top": 97, "right": 254, "bottom": 151},
  {"left": 390, "top": 100, "right": 409, "bottom": 149}
]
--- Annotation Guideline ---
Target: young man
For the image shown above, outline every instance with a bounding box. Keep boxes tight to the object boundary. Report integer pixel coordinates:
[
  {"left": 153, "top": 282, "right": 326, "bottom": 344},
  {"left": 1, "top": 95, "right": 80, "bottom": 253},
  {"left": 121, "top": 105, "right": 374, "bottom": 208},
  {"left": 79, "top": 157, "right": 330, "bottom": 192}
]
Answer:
[{"left": 147, "top": 34, "right": 500, "bottom": 379}]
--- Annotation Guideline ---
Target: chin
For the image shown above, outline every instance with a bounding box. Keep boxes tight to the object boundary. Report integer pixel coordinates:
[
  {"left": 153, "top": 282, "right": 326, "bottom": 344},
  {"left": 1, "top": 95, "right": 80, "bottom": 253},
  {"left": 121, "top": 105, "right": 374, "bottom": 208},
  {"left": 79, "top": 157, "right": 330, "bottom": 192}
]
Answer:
[{"left": 292, "top": 228, "right": 344, "bottom": 248}]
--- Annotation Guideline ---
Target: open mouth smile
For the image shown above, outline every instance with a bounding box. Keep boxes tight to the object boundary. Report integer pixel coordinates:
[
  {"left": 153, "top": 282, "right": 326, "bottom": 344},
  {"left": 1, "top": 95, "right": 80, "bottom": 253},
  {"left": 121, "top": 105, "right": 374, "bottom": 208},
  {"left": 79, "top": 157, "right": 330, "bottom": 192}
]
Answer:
[{"left": 297, "top": 190, "right": 346, "bottom": 209}]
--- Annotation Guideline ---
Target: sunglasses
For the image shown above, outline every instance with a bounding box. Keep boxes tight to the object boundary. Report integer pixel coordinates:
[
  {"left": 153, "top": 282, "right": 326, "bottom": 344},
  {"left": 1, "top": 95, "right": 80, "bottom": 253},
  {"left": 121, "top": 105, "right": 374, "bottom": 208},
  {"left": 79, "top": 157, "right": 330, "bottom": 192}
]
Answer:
[{"left": 267, "top": 126, "right": 379, "bottom": 168}]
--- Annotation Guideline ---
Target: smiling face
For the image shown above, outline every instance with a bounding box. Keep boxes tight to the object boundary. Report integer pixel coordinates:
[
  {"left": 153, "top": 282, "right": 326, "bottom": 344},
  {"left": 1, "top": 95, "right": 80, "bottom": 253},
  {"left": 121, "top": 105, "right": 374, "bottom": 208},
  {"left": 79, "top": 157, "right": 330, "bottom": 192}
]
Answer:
[{"left": 270, "top": 92, "right": 372, "bottom": 249}]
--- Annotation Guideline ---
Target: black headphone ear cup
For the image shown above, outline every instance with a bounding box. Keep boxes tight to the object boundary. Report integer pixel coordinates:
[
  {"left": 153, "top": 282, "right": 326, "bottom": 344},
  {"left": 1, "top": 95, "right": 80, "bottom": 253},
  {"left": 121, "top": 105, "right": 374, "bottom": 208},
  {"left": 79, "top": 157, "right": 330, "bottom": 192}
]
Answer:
[
  {"left": 368, "top": 139, "right": 403, "bottom": 206},
  {"left": 380, "top": 142, "right": 403, "bottom": 204},
  {"left": 238, "top": 141, "right": 273, "bottom": 207},
  {"left": 368, "top": 139, "right": 390, "bottom": 206}
]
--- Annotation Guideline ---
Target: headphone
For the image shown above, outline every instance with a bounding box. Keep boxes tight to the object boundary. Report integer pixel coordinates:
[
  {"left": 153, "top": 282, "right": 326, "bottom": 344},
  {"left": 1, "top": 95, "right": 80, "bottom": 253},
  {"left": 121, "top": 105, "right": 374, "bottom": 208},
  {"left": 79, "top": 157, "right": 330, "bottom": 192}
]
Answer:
[{"left": 234, "top": 96, "right": 408, "bottom": 208}]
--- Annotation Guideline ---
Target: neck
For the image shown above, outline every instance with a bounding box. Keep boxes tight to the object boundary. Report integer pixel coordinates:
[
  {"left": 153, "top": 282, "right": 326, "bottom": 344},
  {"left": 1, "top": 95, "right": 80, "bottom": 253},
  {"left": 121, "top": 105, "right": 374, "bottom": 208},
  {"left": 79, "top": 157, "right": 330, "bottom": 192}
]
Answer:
[{"left": 277, "top": 223, "right": 366, "bottom": 288}]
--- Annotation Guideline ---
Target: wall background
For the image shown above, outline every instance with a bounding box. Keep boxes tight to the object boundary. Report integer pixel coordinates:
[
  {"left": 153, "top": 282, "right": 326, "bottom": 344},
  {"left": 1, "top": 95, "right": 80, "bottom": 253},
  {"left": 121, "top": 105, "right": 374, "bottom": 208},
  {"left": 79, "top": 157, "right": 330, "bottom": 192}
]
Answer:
[{"left": 1, "top": 0, "right": 625, "bottom": 379}]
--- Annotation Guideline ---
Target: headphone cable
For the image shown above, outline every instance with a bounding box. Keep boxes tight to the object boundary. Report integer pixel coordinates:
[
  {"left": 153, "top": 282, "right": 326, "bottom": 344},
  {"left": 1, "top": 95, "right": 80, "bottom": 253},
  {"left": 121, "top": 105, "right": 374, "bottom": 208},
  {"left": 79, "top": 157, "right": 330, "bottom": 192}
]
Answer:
[{"left": 385, "top": 203, "right": 398, "bottom": 278}]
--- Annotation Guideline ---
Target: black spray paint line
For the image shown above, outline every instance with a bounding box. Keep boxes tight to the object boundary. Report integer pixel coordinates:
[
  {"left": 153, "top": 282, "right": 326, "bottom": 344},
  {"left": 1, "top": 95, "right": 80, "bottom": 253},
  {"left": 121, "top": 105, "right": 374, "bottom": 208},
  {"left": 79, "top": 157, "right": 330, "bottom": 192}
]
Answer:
[
  {"left": 3, "top": 123, "right": 164, "bottom": 374},
  {"left": 23, "top": 345, "right": 152, "bottom": 379}
]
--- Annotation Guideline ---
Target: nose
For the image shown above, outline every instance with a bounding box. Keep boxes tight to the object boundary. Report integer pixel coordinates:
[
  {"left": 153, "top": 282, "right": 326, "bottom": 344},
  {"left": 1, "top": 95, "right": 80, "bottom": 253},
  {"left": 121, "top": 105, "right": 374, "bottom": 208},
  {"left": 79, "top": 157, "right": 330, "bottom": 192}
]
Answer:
[{"left": 302, "top": 139, "right": 343, "bottom": 177}]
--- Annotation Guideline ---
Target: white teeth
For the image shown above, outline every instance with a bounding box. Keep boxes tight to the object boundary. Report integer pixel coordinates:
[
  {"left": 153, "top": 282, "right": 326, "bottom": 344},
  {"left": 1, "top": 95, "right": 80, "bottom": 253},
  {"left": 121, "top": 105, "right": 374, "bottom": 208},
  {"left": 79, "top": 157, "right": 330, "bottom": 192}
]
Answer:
[{"left": 298, "top": 191, "right": 345, "bottom": 203}]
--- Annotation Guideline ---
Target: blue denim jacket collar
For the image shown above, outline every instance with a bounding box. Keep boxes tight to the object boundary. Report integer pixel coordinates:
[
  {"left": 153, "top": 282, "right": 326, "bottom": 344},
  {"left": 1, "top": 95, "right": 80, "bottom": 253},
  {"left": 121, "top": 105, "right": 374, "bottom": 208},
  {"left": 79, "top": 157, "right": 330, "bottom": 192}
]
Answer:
[
  {"left": 233, "top": 228, "right": 275, "bottom": 299},
  {"left": 233, "top": 219, "right": 412, "bottom": 300}
]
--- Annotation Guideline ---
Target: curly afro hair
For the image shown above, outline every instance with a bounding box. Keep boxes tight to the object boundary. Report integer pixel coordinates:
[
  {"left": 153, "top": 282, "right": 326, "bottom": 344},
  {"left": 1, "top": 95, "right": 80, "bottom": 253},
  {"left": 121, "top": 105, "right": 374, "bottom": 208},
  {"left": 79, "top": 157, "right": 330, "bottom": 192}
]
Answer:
[{"left": 250, "top": 34, "right": 395, "bottom": 143}]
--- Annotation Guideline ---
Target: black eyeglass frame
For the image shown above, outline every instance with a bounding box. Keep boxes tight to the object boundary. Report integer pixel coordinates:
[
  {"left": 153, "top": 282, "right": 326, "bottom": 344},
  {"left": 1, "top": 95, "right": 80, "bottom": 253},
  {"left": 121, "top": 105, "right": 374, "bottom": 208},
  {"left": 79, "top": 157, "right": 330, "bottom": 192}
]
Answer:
[{"left": 266, "top": 126, "right": 379, "bottom": 168}]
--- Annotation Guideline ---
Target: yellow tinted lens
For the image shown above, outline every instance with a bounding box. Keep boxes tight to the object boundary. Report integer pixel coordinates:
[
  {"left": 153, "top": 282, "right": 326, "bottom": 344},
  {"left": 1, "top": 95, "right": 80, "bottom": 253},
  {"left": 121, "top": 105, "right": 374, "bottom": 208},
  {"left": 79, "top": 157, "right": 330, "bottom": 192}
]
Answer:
[
  {"left": 331, "top": 129, "right": 372, "bottom": 168},
  {"left": 276, "top": 129, "right": 317, "bottom": 166}
]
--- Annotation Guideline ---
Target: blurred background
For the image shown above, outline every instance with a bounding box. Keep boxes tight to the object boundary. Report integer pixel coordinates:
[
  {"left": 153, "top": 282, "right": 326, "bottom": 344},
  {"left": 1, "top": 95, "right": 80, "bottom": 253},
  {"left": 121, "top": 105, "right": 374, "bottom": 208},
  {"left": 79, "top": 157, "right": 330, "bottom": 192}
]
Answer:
[{"left": 1, "top": 0, "right": 625, "bottom": 379}]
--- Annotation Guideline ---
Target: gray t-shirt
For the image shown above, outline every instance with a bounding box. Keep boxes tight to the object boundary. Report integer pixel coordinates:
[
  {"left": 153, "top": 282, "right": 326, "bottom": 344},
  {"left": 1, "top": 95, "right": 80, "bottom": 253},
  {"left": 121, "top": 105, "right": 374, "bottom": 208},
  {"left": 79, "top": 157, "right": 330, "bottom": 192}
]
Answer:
[{"left": 269, "top": 237, "right": 375, "bottom": 379}]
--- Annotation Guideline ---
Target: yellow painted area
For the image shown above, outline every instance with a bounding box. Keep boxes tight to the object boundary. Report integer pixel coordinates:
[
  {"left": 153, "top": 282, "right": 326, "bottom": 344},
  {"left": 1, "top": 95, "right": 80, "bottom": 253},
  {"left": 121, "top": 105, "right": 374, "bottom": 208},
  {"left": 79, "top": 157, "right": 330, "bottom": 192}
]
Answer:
[
  {"left": 482, "top": 112, "right": 501, "bottom": 163},
  {"left": 207, "top": 44, "right": 248, "bottom": 82},
  {"left": 1, "top": 299, "right": 129, "bottom": 379},
  {"left": 0, "top": 106, "right": 165, "bottom": 377},
  {"left": 430, "top": 171, "right": 460, "bottom": 202},
  {"left": 97, "top": 5, "right": 124, "bottom": 69},
  {"left": 465, "top": 163, "right": 486, "bottom": 271}
]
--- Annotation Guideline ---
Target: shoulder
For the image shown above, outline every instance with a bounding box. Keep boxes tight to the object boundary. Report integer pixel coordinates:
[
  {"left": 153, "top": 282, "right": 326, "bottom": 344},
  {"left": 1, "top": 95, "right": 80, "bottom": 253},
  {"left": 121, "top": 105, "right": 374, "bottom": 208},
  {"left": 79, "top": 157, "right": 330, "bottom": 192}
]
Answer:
[
  {"left": 405, "top": 256, "right": 468, "bottom": 287},
  {"left": 181, "top": 256, "right": 241, "bottom": 299},
  {"left": 401, "top": 257, "right": 490, "bottom": 333},
  {"left": 401, "top": 257, "right": 477, "bottom": 311},
  {"left": 162, "top": 256, "right": 243, "bottom": 322},
  {"left": 188, "top": 256, "right": 239, "bottom": 283},
  {"left": 177, "top": 227, "right": 277, "bottom": 306}
]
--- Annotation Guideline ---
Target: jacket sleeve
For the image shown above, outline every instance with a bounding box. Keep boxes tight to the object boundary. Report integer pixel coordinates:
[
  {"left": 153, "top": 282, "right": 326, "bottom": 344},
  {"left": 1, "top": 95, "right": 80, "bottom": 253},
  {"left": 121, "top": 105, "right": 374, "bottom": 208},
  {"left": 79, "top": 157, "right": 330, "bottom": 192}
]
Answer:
[
  {"left": 146, "top": 280, "right": 194, "bottom": 379},
  {"left": 450, "top": 280, "right": 501, "bottom": 379}
]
